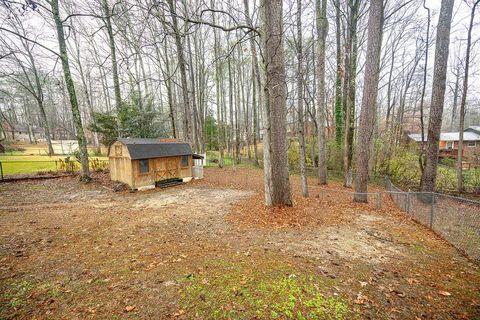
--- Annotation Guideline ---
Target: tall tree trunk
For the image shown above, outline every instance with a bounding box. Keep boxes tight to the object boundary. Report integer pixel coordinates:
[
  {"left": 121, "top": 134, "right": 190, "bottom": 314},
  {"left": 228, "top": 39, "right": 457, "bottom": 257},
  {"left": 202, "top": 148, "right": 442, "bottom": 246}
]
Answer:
[
  {"left": 102, "top": 0, "right": 122, "bottom": 120},
  {"left": 51, "top": 0, "right": 90, "bottom": 182},
  {"left": 420, "top": 0, "right": 455, "bottom": 192},
  {"left": 353, "top": 0, "right": 383, "bottom": 202},
  {"left": 342, "top": 0, "right": 359, "bottom": 188},
  {"left": 296, "top": 0, "right": 308, "bottom": 197},
  {"left": 212, "top": 0, "right": 224, "bottom": 167},
  {"left": 450, "top": 69, "right": 461, "bottom": 131},
  {"left": 457, "top": 0, "right": 479, "bottom": 193},
  {"left": 418, "top": 1, "right": 430, "bottom": 177},
  {"left": 261, "top": 0, "right": 292, "bottom": 206},
  {"left": 24, "top": 48, "right": 54, "bottom": 155},
  {"left": 167, "top": 0, "right": 192, "bottom": 144},
  {"left": 243, "top": 0, "right": 261, "bottom": 166},
  {"left": 316, "top": 0, "right": 328, "bottom": 185},
  {"left": 186, "top": 32, "right": 201, "bottom": 152},
  {"left": 333, "top": 0, "right": 344, "bottom": 145}
]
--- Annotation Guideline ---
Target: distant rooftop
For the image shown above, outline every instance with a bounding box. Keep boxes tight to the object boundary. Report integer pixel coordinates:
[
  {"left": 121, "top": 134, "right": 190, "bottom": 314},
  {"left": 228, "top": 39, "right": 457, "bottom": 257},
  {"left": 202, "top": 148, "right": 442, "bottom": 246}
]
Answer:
[{"left": 408, "top": 126, "right": 480, "bottom": 142}]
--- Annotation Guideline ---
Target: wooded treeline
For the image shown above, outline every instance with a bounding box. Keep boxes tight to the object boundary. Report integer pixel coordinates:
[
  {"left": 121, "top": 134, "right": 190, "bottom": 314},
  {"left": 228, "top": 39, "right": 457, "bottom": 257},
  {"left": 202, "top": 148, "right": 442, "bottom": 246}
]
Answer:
[{"left": 0, "top": 0, "right": 479, "bottom": 203}]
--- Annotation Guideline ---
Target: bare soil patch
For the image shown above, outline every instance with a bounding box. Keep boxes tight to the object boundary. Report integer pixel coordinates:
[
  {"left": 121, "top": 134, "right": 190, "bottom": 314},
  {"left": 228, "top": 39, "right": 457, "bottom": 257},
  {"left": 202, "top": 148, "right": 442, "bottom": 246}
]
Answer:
[{"left": 0, "top": 168, "right": 479, "bottom": 319}]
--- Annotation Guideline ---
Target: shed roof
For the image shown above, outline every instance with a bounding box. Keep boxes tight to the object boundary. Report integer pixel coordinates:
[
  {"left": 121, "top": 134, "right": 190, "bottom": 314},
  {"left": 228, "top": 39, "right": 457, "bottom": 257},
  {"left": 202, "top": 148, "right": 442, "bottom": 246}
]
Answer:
[{"left": 117, "top": 138, "right": 193, "bottom": 160}]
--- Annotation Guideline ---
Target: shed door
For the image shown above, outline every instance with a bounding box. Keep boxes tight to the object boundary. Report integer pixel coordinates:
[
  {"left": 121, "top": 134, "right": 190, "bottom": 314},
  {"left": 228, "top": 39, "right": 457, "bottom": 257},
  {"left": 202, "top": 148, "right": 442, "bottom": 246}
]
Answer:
[{"left": 154, "top": 157, "right": 179, "bottom": 181}]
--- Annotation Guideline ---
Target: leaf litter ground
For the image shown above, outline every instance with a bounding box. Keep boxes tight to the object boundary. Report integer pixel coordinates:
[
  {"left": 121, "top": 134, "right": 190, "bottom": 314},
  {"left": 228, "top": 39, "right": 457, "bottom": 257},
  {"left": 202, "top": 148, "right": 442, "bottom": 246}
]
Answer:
[{"left": 0, "top": 168, "right": 479, "bottom": 319}]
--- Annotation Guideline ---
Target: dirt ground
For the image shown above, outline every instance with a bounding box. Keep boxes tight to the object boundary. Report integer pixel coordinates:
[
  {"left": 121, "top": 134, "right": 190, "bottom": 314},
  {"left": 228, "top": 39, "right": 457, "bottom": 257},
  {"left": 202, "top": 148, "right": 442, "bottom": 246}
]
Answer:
[{"left": 0, "top": 169, "right": 479, "bottom": 319}]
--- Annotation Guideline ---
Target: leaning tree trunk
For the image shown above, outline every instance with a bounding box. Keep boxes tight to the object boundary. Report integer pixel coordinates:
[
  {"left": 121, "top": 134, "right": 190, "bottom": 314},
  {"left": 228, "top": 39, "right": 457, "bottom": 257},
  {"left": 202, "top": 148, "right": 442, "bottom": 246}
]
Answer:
[
  {"left": 25, "top": 49, "right": 54, "bottom": 156},
  {"left": 457, "top": 0, "right": 479, "bottom": 193},
  {"left": 261, "top": 0, "right": 292, "bottom": 206},
  {"left": 51, "top": 0, "right": 90, "bottom": 182},
  {"left": 353, "top": 0, "right": 383, "bottom": 202},
  {"left": 420, "top": 0, "right": 455, "bottom": 192},
  {"left": 316, "top": 0, "right": 328, "bottom": 185}
]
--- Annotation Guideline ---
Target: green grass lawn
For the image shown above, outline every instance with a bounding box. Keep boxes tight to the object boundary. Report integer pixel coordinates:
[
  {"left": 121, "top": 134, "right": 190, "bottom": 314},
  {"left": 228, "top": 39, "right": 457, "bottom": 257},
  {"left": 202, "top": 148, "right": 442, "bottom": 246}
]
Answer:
[{"left": 0, "top": 155, "right": 108, "bottom": 176}]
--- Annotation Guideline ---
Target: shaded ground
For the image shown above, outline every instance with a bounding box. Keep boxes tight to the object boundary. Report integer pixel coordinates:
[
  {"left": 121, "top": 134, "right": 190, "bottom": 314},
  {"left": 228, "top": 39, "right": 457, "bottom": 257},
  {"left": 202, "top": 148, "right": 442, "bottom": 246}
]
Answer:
[{"left": 0, "top": 169, "right": 479, "bottom": 319}]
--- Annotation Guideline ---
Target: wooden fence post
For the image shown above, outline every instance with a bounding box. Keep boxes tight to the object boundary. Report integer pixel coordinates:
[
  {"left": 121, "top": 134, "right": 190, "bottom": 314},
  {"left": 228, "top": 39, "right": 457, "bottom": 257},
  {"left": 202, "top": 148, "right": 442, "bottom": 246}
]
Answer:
[{"left": 0, "top": 161, "right": 3, "bottom": 180}]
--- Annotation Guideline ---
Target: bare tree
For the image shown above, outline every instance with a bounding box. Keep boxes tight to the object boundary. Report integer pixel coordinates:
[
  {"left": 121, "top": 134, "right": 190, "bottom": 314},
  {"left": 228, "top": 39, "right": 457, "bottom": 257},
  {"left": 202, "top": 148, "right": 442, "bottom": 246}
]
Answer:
[
  {"left": 51, "top": 0, "right": 90, "bottom": 182},
  {"left": 261, "top": 0, "right": 292, "bottom": 206},
  {"left": 353, "top": 0, "right": 384, "bottom": 202},
  {"left": 420, "top": 0, "right": 455, "bottom": 192},
  {"left": 457, "top": 0, "right": 480, "bottom": 192},
  {"left": 296, "top": 0, "right": 308, "bottom": 197},
  {"left": 316, "top": 0, "right": 328, "bottom": 185}
]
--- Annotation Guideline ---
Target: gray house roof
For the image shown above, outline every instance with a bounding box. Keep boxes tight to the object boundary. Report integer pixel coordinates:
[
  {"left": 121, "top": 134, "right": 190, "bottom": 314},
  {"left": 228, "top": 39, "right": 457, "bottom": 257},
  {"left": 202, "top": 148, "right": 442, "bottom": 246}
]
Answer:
[
  {"left": 408, "top": 130, "right": 480, "bottom": 142},
  {"left": 117, "top": 138, "right": 193, "bottom": 160},
  {"left": 465, "top": 126, "right": 480, "bottom": 135}
]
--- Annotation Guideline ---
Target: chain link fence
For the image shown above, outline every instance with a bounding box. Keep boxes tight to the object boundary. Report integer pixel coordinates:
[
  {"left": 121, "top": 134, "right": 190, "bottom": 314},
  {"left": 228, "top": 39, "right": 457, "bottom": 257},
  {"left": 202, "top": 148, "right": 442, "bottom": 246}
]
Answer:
[
  {"left": 384, "top": 177, "right": 480, "bottom": 263},
  {"left": 202, "top": 167, "right": 480, "bottom": 263}
]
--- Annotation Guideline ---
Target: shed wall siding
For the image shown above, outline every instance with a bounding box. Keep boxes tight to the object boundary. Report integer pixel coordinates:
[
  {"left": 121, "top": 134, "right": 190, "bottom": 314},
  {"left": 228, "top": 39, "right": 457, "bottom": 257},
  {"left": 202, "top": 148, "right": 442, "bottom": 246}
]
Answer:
[{"left": 109, "top": 140, "right": 194, "bottom": 189}]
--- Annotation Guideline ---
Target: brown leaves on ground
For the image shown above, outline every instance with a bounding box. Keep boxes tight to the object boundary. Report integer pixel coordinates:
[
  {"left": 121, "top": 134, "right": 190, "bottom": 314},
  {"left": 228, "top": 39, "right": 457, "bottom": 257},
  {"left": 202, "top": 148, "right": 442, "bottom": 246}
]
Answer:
[
  {"left": 227, "top": 184, "right": 404, "bottom": 229},
  {"left": 203, "top": 167, "right": 407, "bottom": 229}
]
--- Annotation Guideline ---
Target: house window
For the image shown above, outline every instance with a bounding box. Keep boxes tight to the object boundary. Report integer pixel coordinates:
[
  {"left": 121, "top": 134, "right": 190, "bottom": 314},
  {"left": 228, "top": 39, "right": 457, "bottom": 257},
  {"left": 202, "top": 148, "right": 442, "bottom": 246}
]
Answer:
[
  {"left": 467, "top": 141, "right": 476, "bottom": 147},
  {"left": 139, "top": 159, "right": 149, "bottom": 173},
  {"left": 115, "top": 145, "right": 122, "bottom": 156},
  {"left": 181, "top": 155, "right": 189, "bottom": 167},
  {"left": 446, "top": 141, "right": 453, "bottom": 150}
]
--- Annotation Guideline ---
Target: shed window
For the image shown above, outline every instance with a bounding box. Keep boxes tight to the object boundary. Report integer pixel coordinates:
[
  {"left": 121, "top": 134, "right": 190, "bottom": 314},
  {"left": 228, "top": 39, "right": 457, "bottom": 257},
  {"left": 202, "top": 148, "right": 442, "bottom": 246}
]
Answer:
[
  {"left": 139, "top": 159, "right": 149, "bottom": 173},
  {"left": 467, "top": 141, "right": 476, "bottom": 147},
  {"left": 446, "top": 141, "right": 453, "bottom": 150},
  {"left": 181, "top": 155, "right": 189, "bottom": 167},
  {"left": 115, "top": 145, "right": 122, "bottom": 156}
]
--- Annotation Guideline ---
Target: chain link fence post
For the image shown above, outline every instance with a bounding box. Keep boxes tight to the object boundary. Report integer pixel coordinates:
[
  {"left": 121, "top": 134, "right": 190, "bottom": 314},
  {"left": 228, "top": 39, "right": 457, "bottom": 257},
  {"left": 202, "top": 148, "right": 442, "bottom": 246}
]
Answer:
[
  {"left": 0, "top": 161, "right": 3, "bottom": 180},
  {"left": 376, "top": 192, "right": 381, "bottom": 209},
  {"left": 430, "top": 193, "right": 436, "bottom": 229},
  {"left": 406, "top": 191, "right": 411, "bottom": 214}
]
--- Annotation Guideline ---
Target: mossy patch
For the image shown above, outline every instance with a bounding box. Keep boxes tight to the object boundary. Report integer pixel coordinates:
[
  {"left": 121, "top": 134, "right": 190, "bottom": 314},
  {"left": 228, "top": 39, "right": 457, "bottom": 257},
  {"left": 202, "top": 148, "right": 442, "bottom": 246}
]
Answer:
[{"left": 178, "top": 257, "right": 356, "bottom": 319}]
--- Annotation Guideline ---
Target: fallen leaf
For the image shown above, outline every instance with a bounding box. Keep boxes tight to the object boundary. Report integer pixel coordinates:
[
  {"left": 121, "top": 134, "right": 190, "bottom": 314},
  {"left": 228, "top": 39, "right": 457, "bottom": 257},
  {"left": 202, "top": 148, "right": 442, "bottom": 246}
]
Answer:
[
  {"left": 359, "top": 281, "right": 368, "bottom": 287},
  {"left": 407, "top": 278, "right": 419, "bottom": 285},
  {"left": 125, "top": 305, "right": 136, "bottom": 312},
  {"left": 174, "top": 309, "right": 185, "bottom": 316},
  {"left": 438, "top": 290, "right": 452, "bottom": 297},
  {"left": 354, "top": 293, "right": 368, "bottom": 305}
]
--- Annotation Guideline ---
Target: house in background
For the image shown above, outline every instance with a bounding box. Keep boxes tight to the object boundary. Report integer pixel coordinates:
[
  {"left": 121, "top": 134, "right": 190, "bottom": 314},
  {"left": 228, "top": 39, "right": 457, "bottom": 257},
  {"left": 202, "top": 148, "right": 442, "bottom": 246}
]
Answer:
[
  {"left": 2, "top": 122, "right": 45, "bottom": 142},
  {"left": 108, "top": 138, "right": 204, "bottom": 190},
  {"left": 407, "top": 126, "right": 480, "bottom": 166}
]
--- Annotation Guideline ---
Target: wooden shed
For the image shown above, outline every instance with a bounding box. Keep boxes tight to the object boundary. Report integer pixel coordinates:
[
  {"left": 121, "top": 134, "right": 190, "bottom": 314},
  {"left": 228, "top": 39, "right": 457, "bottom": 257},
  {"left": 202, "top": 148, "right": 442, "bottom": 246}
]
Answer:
[{"left": 109, "top": 138, "right": 202, "bottom": 190}]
